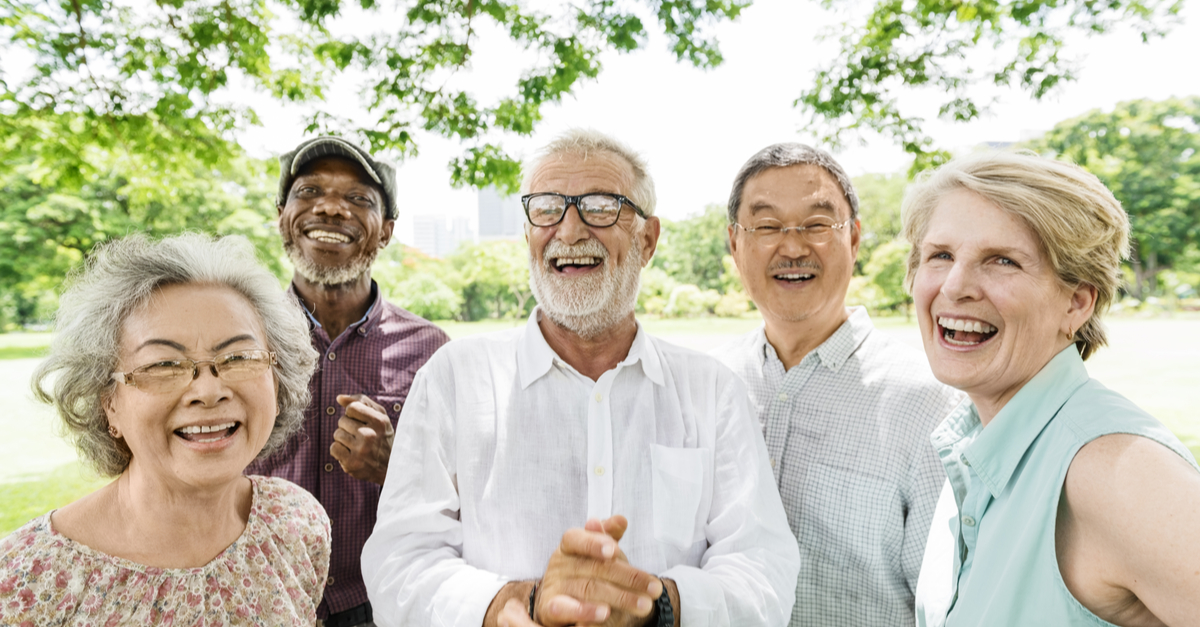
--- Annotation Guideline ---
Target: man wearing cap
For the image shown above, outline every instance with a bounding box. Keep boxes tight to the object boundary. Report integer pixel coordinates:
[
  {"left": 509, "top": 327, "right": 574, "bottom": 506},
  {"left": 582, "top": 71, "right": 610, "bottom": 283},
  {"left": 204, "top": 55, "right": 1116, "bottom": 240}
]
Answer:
[{"left": 248, "top": 136, "right": 449, "bottom": 627}]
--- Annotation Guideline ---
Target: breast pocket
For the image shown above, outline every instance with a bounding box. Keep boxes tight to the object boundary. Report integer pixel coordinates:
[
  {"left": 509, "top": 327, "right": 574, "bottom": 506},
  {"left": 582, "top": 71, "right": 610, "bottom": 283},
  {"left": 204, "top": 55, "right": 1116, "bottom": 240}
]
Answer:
[{"left": 650, "top": 445, "right": 713, "bottom": 550}]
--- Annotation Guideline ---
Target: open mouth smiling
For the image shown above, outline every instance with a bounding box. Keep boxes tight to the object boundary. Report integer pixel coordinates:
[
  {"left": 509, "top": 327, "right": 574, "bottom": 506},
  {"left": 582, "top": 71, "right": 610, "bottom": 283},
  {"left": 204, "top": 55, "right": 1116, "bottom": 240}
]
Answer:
[
  {"left": 302, "top": 225, "right": 354, "bottom": 244},
  {"left": 552, "top": 256, "right": 602, "bottom": 273},
  {"left": 938, "top": 316, "right": 999, "bottom": 347},
  {"left": 175, "top": 421, "right": 241, "bottom": 443},
  {"left": 774, "top": 272, "right": 815, "bottom": 283}
]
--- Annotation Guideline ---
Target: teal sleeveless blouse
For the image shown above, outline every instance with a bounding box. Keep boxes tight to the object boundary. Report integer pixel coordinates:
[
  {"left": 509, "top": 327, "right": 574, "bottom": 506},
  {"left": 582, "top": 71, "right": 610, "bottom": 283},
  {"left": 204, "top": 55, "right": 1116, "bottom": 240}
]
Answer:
[{"left": 915, "top": 347, "right": 1200, "bottom": 627}]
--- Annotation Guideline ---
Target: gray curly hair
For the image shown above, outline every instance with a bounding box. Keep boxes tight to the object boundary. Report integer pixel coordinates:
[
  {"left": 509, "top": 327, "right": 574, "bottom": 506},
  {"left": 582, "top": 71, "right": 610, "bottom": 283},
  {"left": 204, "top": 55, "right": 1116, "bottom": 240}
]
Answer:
[{"left": 32, "top": 233, "right": 318, "bottom": 476}]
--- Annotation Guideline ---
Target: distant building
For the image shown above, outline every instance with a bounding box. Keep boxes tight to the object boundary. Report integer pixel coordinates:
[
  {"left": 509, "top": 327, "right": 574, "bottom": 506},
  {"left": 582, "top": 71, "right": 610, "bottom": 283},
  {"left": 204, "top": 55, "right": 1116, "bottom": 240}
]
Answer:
[
  {"left": 478, "top": 186, "right": 523, "bottom": 240},
  {"left": 412, "top": 215, "right": 475, "bottom": 258}
]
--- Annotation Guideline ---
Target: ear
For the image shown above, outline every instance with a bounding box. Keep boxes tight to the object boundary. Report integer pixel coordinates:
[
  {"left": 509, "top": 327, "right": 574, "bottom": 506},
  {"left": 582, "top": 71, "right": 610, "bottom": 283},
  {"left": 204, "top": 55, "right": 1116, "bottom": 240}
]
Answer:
[
  {"left": 102, "top": 392, "right": 119, "bottom": 428},
  {"left": 849, "top": 219, "right": 862, "bottom": 260},
  {"left": 1065, "top": 282, "right": 1099, "bottom": 336},
  {"left": 380, "top": 219, "right": 396, "bottom": 249},
  {"left": 639, "top": 217, "right": 661, "bottom": 267},
  {"left": 727, "top": 223, "right": 739, "bottom": 256},
  {"left": 276, "top": 204, "right": 285, "bottom": 218}
]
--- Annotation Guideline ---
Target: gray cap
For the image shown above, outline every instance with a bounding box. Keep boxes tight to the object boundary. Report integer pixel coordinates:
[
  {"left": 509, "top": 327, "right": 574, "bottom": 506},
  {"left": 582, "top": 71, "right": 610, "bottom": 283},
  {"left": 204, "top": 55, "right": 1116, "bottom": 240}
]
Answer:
[{"left": 277, "top": 136, "right": 398, "bottom": 220}]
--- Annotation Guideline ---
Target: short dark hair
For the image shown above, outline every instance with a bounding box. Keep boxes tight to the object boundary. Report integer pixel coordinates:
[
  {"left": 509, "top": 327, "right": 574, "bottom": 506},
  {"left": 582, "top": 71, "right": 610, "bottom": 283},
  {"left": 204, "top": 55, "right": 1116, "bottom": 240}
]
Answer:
[{"left": 727, "top": 143, "right": 859, "bottom": 224}]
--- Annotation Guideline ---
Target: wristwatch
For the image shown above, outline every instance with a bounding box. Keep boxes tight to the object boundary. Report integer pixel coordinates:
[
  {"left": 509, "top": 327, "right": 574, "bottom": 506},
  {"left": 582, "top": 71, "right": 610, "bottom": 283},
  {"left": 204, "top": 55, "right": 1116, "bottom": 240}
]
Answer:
[{"left": 653, "top": 584, "right": 673, "bottom": 627}]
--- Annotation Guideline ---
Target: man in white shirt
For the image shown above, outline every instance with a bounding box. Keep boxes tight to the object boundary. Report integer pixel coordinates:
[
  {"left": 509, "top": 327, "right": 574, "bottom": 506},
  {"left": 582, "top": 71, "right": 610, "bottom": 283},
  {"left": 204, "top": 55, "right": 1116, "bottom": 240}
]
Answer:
[
  {"left": 714, "top": 143, "right": 962, "bottom": 627},
  {"left": 362, "top": 130, "right": 799, "bottom": 627}
]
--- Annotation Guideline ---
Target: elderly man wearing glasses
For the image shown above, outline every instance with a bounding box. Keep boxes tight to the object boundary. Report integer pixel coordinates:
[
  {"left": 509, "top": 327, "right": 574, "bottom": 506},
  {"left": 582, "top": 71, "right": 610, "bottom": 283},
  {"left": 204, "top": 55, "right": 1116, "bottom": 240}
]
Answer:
[
  {"left": 362, "top": 129, "right": 799, "bottom": 627},
  {"left": 713, "top": 144, "right": 962, "bottom": 627}
]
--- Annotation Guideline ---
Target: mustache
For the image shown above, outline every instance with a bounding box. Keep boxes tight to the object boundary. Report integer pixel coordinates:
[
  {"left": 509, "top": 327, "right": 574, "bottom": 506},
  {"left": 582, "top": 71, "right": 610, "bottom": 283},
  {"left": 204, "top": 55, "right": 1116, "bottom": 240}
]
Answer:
[
  {"left": 542, "top": 239, "right": 609, "bottom": 264},
  {"left": 768, "top": 259, "right": 821, "bottom": 273}
]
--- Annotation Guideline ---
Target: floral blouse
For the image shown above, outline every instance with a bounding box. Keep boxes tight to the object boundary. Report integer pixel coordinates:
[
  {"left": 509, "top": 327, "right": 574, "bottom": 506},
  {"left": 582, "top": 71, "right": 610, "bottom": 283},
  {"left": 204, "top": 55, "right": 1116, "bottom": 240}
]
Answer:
[{"left": 0, "top": 475, "right": 330, "bottom": 625}]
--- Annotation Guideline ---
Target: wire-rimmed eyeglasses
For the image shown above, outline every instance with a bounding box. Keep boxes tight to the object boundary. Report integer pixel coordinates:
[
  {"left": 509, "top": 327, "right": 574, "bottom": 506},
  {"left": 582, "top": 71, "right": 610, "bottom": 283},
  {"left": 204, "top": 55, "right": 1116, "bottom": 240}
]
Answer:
[
  {"left": 112, "top": 349, "right": 277, "bottom": 394},
  {"left": 521, "top": 192, "right": 646, "bottom": 227},
  {"left": 733, "top": 219, "right": 851, "bottom": 246}
]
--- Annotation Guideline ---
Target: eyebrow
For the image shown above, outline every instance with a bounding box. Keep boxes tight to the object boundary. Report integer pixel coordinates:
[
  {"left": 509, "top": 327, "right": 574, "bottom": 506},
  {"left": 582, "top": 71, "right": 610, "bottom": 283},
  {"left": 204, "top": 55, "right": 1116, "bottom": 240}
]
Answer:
[
  {"left": 135, "top": 334, "right": 259, "bottom": 354},
  {"left": 747, "top": 198, "right": 840, "bottom": 215}
]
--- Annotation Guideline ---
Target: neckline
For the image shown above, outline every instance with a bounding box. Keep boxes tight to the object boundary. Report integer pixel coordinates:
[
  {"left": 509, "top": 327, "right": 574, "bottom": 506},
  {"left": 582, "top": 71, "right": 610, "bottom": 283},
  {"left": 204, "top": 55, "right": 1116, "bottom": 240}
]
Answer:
[{"left": 43, "top": 475, "right": 263, "bottom": 574}]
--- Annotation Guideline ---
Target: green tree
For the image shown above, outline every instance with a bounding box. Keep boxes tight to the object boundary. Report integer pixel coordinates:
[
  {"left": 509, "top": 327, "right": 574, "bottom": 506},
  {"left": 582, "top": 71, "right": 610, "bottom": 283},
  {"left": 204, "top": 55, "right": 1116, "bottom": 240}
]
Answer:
[
  {"left": 652, "top": 204, "right": 729, "bottom": 292},
  {"left": 1027, "top": 97, "right": 1200, "bottom": 298},
  {"left": 851, "top": 171, "right": 907, "bottom": 272},
  {"left": 0, "top": 148, "right": 284, "bottom": 327},
  {"left": 450, "top": 239, "right": 532, "bottom": 320},
  {"left": 799, "top": 0, "right": 1181, "bottom": 171},
  {"left": 1, "top": 0, "right": 746, "bottom": 192}
]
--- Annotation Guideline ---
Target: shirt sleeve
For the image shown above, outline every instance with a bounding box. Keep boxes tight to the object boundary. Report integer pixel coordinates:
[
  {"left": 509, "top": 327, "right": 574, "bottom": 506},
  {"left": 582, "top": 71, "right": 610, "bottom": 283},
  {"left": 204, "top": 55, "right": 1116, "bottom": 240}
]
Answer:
[
  {"left": 660, "top": 376, "right": 800, "bottom": 627},
  {"left": 901, "top": 393, "right": 956, "bottom": 595},
  {"left": 361, "top": 355, "right": 508, "bottom": 627}
]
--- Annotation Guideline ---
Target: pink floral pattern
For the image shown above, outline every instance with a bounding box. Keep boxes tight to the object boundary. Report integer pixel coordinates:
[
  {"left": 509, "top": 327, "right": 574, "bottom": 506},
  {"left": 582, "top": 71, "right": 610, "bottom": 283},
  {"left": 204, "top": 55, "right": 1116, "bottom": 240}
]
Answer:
[{"left": 0, "top": 476, "right": 330, "bottom": 626}]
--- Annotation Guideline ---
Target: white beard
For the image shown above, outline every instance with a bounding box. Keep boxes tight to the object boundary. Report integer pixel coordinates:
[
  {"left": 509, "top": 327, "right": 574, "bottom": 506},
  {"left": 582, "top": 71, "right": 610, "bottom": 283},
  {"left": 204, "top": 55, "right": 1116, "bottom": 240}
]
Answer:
[
  {"left": 529, "top": 232, "right": 644, "bottom": 340},
  {"left": 283, "top": 238, "right": 377, "bottom": 286}
]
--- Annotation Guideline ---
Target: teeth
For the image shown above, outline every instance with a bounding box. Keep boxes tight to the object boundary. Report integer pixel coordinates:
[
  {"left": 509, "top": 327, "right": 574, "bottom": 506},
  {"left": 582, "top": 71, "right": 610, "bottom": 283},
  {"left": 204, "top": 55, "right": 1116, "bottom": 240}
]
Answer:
[
  {"left": 554, "top": 257, "right": 600, "bottom": 267},
  {"left": 777, "top": 274, "right": 814, "bottom": 280},
  {"left": 306, "top": 229, "right": 350, "bottom": 243},
  {"left": 938, "top": 317, "right": 997, "bottom": 334},
  {"left": 178, "top": 422, "right": 237, "bottom": 435}
]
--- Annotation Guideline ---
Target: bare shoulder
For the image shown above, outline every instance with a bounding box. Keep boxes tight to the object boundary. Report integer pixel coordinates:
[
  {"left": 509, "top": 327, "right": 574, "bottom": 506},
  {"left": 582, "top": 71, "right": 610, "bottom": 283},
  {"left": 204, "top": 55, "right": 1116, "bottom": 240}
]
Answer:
[{"left": 1061, "top": 433, "right": 1200, "bottom": 625}]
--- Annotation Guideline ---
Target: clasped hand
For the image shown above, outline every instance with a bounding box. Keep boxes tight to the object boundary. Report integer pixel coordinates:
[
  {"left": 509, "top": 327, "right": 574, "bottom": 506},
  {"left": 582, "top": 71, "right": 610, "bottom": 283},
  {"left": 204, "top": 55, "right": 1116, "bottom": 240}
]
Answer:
[{"left": 499, "top": 516, "right": 663, "bottom": 627}]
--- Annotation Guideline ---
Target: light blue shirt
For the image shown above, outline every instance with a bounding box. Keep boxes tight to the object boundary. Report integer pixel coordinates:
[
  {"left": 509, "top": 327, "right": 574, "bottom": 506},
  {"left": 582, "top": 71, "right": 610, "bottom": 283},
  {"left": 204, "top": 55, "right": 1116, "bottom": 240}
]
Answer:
[{"left": 916, "top": 346, "right": 1200, "bottom": 627}]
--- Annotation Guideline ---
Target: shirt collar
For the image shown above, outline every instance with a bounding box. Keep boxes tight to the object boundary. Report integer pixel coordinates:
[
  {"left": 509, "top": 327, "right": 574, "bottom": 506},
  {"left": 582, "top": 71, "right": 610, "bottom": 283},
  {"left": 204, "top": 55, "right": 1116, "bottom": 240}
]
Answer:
[
  {"left": 516, "top": 306, "right": 662, "bottom": 389},
  {"left": 289, "top": 280, "right": 382, "bottom": 334},
  {"left": 956, "top": 346, "right": 1090, "bottom": 499},
  {"left": 756, "top": 306, "right": 873, "bottom": 373}
]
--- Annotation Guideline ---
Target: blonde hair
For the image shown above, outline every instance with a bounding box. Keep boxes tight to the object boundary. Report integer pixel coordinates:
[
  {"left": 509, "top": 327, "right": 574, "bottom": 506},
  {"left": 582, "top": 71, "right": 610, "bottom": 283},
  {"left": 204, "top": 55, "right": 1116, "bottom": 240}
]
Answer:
[
  {"left": 522, "top": 128, "right": 657, "bottom": 217},
  {"left": 901, "top": 151, "right": 1130, "bottom": 360}
]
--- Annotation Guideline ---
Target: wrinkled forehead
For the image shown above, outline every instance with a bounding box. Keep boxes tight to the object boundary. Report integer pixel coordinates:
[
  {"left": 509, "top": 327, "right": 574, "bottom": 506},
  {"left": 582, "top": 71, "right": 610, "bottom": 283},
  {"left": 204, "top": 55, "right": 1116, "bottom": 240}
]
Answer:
[{"left": 529, "top": 150, "right": 636, "bottom": 194}]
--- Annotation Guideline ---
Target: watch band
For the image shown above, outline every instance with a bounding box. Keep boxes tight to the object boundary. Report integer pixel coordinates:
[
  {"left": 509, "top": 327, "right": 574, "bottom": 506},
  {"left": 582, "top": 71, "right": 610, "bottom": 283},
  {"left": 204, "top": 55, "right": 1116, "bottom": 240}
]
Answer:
[{"left": 654, "top": 583, "right": 673, "bottom": 627}]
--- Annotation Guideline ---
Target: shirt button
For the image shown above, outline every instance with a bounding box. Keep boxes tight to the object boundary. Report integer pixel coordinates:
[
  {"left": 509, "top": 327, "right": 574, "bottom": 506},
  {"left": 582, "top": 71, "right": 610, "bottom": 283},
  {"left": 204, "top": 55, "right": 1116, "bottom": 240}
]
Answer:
[
  {"left": 326, "top": 406, "right": 336, "bottom": 415},
  {"left": 777, "top": 393, "right": 788, "bottom": 402},
  {"left": 770, "top": 458, "right": 777, "bottom": 469},
  {"left": 327, "top": 575, "right": 335, "bottom": 586},
  {"left": 327, "top": 352, "right": 336, "bottom": 361},
  {"left": 594, "top": 466, "right": 605, "bottom": 476},
  {"left": 358, "top": 327, "right": 367, "bottom": 335},
  {"left": 324, "top": 463, "right": 334, "bottom": 472},
  {"left": 393, "top": 403, "right": 402, "bottom": 413},
  {"left": 962, "top": 515, "right": 977, "bottom": 527},
  {"left": 960, "top": 454, "right": 971, "bottom": 467},
  {"left": 594, "top": 393, "right": 602, "bottom": 403}
]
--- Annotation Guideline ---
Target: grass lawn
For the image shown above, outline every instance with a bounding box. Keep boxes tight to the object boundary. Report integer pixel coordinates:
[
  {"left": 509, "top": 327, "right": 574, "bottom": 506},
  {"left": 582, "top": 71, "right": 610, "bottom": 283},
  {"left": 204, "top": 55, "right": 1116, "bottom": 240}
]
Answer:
[{"left": 1, "top": 314, "right": 1196, "bottom": 536}]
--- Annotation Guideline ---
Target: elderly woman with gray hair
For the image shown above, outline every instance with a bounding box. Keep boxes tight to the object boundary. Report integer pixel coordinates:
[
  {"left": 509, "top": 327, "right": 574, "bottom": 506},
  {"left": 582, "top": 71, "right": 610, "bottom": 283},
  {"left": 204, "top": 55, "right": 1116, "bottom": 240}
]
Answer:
[
  {"left": 905, "top": 152, "right": 1200, "bottom": 627},
  {"left": 0, "top": 234, "right": 328, "bottom": 624}
]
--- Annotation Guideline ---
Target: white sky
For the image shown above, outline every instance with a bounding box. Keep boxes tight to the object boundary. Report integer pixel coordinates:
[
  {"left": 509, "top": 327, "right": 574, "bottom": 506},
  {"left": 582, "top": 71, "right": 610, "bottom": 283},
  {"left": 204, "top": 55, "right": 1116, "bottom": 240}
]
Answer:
[{"left": 234, "top": 0, "right": 1200, "bottom": 246}]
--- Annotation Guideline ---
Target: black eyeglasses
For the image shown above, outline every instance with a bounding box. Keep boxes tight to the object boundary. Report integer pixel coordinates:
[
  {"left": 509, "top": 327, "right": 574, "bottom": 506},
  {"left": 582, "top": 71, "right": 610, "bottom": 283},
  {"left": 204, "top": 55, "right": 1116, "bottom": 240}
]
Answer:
[{"left": 520, "top": 192, "right": 646, "bottom": 227}]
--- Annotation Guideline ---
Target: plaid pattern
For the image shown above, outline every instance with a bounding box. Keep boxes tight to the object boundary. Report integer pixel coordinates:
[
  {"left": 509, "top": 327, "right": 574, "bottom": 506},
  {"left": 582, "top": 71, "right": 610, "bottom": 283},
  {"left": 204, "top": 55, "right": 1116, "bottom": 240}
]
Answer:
[
  {"left": 715, "top": 308, "right": 963, "bottom": 627},
  {"left": 248, "top": 283, "right": 449, "bottom": 617}
]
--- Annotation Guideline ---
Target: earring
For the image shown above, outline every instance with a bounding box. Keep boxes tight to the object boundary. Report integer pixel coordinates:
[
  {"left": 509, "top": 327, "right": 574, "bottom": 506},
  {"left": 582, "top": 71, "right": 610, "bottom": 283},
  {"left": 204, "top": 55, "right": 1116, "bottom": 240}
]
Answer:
[
  {"left": 108, "top": 425, "right": 120, "bottom": 439},
  {"left": 1065, "top": 326, "right": 1075, "bottom": 342}
]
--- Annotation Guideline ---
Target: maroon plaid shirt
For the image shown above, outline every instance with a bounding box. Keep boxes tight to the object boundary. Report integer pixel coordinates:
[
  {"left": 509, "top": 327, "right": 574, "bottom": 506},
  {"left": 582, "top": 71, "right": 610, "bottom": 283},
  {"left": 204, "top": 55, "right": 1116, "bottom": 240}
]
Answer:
[{"left": 248, "top": 282, "right": 449, "bottom": 617}]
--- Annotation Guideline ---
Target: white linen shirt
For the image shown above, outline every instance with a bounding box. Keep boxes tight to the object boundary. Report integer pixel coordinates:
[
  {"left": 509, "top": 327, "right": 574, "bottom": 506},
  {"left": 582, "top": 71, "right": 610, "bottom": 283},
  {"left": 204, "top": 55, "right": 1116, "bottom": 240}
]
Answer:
[
  {"left": 714, "top": 308, "right": 963, "bottom": 627},
  {"left": 362, "top": 310, "right": 799, "bottom": 627}
]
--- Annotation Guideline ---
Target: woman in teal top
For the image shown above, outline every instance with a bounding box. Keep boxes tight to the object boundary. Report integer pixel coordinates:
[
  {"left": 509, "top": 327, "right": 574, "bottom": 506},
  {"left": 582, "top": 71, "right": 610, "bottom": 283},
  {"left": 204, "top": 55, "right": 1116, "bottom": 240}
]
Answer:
[{"left": 900, "top": 152, "right": 1200, "bottom": 627}]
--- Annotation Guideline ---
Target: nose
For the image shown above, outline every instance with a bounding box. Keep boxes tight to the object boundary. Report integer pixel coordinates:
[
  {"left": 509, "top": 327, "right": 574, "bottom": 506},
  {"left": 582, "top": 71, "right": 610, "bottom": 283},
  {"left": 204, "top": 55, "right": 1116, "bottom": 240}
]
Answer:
[
  {"left": 940, "top": 259, "right": 982, "bottom": 302},
  {"left": 184, "top": 361, "right": 230, "bottom": 406},
  {"left": 775, "top": 227, "right": 814, "bottom": 258},
  {"left": 554, "top": 202, "right": 591, "bottom": 245},
  {"left": 311, "top": 194, "right": 353, "bottom": 219}
]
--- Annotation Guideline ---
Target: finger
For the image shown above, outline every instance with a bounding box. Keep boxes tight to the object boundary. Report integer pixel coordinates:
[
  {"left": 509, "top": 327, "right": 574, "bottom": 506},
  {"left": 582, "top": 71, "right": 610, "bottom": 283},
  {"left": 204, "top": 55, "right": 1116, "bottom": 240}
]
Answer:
[
  {"left": 338, "top": 414, "right": 385, "bottom": 436},
  {"left": 341, "top": 402, "right": 392, "bottom": 431},
  {"left": 537, "top": 592, "right": 609, "bottom": 625},
  {"left": 497, "top": 598, "right": 538, "bottom": 627},
  {"left": 329, "top": 440, "right": 351, "bottom": 462},
  {"left": 555, "top": 577, "right": 655, "bottom": 618},
  {"left": 599, "top": 515, "right": 628, "bottom": 542},
  {"left": 337, "top": 393, "right": 386, "bottom": 414},
  {"left": 560, "top": 527, "right": 618, "bottom": 560},
  {"left": 547, "top": 553, "right": 660, "bottom": 606}
]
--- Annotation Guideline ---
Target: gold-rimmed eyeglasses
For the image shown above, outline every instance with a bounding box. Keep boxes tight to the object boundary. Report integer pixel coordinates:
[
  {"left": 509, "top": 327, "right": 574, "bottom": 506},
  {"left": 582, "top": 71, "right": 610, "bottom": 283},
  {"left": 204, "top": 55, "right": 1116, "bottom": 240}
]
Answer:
[
  {"left": 733, "top": 219, "right": 851, "bottom": 246},
  {"left": 112, "top": 349, "right": 277, "bottom": 394}
]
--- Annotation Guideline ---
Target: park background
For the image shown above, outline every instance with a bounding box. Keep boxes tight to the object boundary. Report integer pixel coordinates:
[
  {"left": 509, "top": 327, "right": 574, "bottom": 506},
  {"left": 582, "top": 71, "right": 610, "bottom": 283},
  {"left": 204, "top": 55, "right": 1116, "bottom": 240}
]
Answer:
[{"left": 2, "top": 0, "right": 1199, "bottom": 534}]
